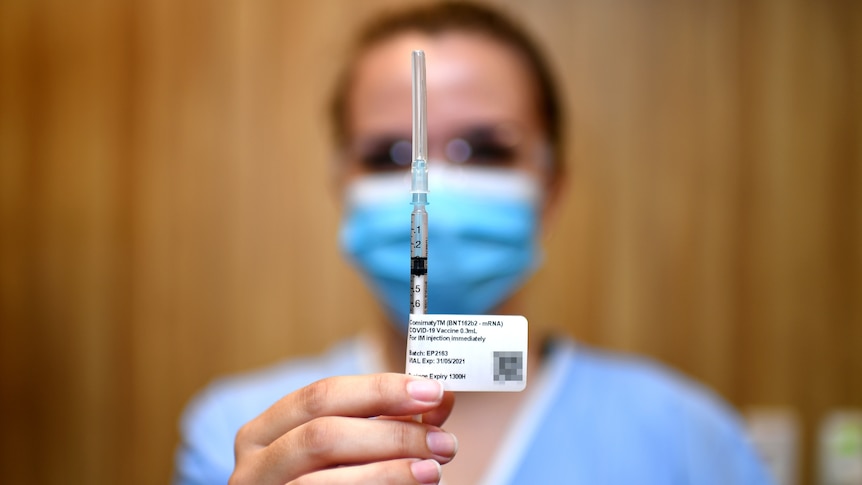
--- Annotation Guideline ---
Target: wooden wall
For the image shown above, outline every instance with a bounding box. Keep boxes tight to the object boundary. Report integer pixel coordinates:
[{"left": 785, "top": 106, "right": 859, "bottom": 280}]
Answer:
[{"left": 0, "top": 0, "right": 858, "bottom": 483}]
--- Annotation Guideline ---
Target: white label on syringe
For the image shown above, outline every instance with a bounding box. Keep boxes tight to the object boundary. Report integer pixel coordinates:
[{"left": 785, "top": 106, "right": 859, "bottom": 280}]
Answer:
[{"left": 406, "top": 314, "right": 527, "bottom": 392}]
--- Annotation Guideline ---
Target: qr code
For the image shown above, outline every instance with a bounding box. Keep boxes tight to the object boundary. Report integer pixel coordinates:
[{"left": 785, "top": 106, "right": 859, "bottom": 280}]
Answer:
[{"left": 494, "top": 351, "right": 524, "bottom": 382}]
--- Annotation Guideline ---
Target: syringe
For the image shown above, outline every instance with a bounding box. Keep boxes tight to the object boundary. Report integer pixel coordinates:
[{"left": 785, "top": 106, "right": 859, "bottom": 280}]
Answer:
[{"left": 410, "top": 50, "right": 428, "bottom": 316}]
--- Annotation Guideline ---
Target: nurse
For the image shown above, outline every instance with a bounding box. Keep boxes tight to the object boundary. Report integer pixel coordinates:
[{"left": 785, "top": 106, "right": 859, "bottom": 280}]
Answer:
[{"left": 175, "top": 3, "right": 772, "bottom": 485}]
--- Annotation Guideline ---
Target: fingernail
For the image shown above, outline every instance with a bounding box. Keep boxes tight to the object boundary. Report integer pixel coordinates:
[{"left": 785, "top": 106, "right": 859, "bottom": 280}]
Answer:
[
  {"left": 411, "top": 459, "right": 442, "bottom": 484},
  {"left": 406, "top": 378, "right": 443, "bottom": 403},
  {"left": 426, "top": 431, "right": 459, "bottom": 458}
]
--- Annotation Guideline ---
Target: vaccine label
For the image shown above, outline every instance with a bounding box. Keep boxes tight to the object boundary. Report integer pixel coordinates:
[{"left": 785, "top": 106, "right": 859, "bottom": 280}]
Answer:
[{"left": 405, "top": 314, "right": 528, "bottom": 392}]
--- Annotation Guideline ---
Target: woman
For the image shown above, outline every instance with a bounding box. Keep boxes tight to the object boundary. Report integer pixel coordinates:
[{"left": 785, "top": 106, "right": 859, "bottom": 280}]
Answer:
[{"left": 175, "top": 3, "right": 771, "bottom": 484}]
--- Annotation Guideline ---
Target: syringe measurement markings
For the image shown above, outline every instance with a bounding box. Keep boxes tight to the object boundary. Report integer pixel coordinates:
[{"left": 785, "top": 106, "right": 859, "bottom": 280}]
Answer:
[{"left": 410, "top": 207, "right": 427, "bottom": 314}]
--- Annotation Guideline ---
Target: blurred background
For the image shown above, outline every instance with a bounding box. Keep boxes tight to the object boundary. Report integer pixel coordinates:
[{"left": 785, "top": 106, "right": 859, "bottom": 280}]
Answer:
[{"left": 0, "top": 0, "right": 859, "bottom": 483}]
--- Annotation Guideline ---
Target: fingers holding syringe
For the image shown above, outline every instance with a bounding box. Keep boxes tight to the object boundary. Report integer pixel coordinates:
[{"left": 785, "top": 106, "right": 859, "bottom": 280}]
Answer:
[
  {"left": 242, "top": 416, "right": 457, "bottom": 483},
  {"left": 230, "top": 374, "right": 457, "bottom": 484},
  {"left": 237, "top": 373, "right": 450, "bottom": 449}
]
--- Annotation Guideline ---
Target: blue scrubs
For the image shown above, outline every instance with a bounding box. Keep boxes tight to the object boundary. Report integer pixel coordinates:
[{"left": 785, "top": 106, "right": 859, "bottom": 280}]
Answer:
[{"left": 174, "top": 338, "right": 773, "bottom": 484}]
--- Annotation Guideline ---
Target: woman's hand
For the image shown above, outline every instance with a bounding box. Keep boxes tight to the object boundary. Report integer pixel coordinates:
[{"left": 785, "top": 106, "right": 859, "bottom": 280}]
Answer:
[{"left": 230, "top": 373, "right": 457, "bottom": 485}]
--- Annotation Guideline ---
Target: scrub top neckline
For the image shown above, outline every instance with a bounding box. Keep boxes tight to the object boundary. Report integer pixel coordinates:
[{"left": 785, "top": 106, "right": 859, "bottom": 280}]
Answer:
[{"left": 472, "top": 339, "right": 573, "bottom": 485}]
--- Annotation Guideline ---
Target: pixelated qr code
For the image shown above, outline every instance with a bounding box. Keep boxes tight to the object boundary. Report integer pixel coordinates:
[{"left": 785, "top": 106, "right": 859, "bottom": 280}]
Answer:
[{"left": 493, "top": 351, "right": 524, "bottom": 382}]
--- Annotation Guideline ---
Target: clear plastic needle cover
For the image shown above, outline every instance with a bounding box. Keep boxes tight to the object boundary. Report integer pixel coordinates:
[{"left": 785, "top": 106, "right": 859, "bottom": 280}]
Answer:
[
  {"left": 411, "top": 50, "right": 428, "bottom": 201},
  {"left": 412, "top": 50, "right": 427, "bottom": 166}
]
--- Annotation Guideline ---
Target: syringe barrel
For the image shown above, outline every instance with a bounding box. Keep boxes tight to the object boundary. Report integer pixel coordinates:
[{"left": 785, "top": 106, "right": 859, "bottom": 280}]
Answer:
[
  {"left": 410, "top": 207, "right": 428, "bottom": 314},
  {"left": 411, "top": 207, "right": 428, "bottom": 258}
]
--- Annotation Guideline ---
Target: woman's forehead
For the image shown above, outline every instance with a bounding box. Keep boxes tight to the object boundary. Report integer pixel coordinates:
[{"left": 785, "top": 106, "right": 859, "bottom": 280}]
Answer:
[{"left": 346, "top": 32, "right": 542, "bottom": 139}]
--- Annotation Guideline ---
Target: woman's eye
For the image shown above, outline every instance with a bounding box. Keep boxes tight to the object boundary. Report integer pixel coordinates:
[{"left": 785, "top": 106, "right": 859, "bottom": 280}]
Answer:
[
  {"left": 465, "top": 141, "right": 516, "bottom": 166},
  {"left": 359, "top": 150, "right": 398, "bottom": 170},
  {"left": 357, "top": 139, "right": 411, "bottom": 171},
  {"left": 449, "top": 125, "right": 521, "bottom": 167}
]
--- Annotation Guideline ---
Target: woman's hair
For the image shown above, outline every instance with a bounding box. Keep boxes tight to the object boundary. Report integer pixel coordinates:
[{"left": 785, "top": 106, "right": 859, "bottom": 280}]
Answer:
[{"left": 329, "top": 1, "right": 566, "bottom": 177}]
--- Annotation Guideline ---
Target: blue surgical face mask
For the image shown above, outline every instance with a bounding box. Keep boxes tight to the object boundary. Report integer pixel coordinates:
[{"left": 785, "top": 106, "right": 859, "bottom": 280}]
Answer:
[{"left": 340, "top": 166, "right": 543, "bottom": 333}]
